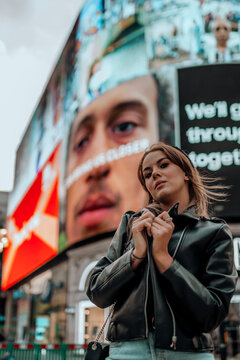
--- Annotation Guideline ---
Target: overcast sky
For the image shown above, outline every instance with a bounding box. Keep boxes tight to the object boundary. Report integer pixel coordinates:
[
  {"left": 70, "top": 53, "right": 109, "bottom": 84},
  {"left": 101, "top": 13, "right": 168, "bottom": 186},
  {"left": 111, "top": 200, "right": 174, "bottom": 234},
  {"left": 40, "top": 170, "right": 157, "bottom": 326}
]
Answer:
[{"left": 0, "top": 0, "right": 83, "bottom": 192}]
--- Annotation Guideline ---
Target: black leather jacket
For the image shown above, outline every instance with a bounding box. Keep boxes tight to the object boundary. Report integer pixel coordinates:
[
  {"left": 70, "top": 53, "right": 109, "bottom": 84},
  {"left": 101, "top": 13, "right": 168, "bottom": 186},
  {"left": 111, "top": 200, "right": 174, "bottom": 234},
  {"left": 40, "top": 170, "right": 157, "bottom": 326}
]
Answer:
[{"left": 87, "top": 205, "right": 237, "bottom": 352}]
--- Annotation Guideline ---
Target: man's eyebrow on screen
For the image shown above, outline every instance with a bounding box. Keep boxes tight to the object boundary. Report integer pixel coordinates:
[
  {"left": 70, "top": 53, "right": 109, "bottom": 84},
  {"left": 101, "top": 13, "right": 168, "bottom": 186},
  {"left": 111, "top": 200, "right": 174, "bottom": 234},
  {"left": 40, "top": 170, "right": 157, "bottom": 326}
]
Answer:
[
  {"left": 72, "top": 115, "right": 95, "bottom": 136},
  {"left": 72, "top": 100, "right": 148, "bottom": 138},
  {"left": 107, "top": 101, "right": 147, "bottom": 126}
]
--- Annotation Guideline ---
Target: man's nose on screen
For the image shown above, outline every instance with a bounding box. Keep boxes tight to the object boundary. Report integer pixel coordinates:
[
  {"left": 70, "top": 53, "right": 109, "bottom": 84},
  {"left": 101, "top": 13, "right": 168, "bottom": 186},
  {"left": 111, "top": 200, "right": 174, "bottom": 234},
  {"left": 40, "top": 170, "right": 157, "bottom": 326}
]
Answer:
[{"left": 86, "top": 164, "right": 110, "bottom": 182}]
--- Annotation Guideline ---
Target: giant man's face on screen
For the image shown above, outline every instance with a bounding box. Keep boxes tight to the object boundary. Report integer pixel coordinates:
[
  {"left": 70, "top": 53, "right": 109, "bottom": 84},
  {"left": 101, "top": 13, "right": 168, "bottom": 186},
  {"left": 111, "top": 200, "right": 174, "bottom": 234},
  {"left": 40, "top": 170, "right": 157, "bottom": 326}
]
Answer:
[{"left": 66, "top": 75, "right": 159, "bottom": 244}]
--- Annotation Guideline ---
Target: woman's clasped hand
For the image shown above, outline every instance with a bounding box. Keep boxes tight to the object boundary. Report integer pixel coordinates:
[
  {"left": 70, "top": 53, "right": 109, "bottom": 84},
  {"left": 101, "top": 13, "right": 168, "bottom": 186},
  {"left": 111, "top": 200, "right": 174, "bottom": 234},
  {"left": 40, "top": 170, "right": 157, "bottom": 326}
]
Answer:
[{"left": 132, "top": 209, "right": 175, "bottom": 272}]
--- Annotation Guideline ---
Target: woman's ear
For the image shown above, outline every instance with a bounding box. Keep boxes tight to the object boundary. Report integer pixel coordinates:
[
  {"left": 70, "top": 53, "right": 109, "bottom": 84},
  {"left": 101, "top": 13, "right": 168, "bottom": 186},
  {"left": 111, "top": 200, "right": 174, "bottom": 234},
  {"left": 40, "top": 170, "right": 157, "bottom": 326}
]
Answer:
[{"left": 184, "top": 174, "right": 189, "bottom": 181}]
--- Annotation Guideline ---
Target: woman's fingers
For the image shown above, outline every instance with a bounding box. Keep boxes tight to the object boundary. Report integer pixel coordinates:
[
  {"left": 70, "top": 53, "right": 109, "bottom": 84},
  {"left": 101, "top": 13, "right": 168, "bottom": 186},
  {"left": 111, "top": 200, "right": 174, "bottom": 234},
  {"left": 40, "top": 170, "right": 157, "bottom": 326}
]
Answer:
[
  {"left": 155, "top": 215, "right": 173, "bottom": 225},
  {"left": 139, "top": 210, "right": 155, "bottom": 235},
  {"left": 132, "top": 211, "right": 154, "bottom": 233},
  {"left": 145, "top": 219, "right": 153, "bottom": 236},
  {"left": 151, "top": 215, "right": 175, "bottom": 237},
  {"left": 132, "top": 212, "right": 154, "bottom": 237},
  {"left": 156, "top": 211, "right": 174, "bottom": 225},
  {"left": 141, "top": 218, "right": 154, "bottom": 236},
  {"left": 153, "top": 216, "right": 174, "bottom": 229},
  {"left": 133, "top": 210, "right": 174, "bottom": 237},
  {"left": 140, "top": 209, "right": 155, "bottom": 221}
]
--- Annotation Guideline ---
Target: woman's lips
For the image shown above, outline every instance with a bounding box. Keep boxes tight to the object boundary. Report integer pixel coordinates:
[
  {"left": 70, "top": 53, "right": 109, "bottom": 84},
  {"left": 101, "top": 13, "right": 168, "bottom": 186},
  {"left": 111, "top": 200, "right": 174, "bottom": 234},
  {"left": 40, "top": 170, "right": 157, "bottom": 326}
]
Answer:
[
  {"left": 155, "top": 181, "right": 165, "bottom": 189},
  {"left": 75, "top": 194, "right": 117, "bottom": 227}
]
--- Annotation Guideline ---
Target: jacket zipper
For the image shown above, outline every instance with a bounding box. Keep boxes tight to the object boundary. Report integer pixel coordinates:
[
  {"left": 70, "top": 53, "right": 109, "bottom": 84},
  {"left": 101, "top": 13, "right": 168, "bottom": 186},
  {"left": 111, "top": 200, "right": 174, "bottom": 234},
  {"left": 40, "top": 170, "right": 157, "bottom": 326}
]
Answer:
[
  {"left": 165, "top": 296, "right": 177, "bottom": 350},
  {"left": 130, "top": 235, "right": 150, "bottom": 338},
  {"left": 166, "top": 225, "right": 188, "bottom": 350},
  {"left": 144, "top": 260, "right": 150, "bottom": 338},
  {"left": 144, "top": 237, "right": 151, "bottom": 338}
]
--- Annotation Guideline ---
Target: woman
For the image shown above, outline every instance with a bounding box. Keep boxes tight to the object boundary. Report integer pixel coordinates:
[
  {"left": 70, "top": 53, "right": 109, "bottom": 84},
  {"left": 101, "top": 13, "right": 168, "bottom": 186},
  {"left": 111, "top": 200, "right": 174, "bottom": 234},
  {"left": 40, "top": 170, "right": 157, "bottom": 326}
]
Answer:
[{"left": 87, "top": 142, "right": 237, "bottom": 359}]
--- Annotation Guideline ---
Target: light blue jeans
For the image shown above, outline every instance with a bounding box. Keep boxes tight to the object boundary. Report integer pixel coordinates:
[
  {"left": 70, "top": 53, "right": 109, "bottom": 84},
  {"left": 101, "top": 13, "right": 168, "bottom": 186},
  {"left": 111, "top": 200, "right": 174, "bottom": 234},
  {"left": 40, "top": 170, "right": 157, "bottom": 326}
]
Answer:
[{"left": 106, "top": 332, "right": 215, "bottom": 360}]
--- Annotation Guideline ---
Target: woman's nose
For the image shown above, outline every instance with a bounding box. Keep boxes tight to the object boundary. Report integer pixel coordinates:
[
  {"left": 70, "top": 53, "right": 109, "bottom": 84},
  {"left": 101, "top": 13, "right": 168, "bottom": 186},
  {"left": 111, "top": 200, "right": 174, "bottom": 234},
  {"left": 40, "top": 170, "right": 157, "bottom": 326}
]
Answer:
[{"left": 152, "top": 168, "right": 161, "bottom": 179}]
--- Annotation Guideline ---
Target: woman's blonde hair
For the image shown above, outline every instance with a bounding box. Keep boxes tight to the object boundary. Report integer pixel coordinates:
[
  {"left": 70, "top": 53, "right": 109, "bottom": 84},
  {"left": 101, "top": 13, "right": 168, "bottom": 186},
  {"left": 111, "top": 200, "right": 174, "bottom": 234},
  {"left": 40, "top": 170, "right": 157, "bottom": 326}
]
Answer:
[{"left": 137, "top": 142, "right": 228, "bottom": 218}]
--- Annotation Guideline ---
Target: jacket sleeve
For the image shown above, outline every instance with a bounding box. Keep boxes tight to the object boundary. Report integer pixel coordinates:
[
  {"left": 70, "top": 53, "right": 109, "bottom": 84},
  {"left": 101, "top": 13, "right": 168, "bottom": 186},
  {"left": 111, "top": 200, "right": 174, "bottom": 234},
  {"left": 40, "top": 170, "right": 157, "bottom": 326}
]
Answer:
[
  {"left": 86, "top": 213, "right": 136, "bottom": 308},
  {"left": 162, "top": 223, "right": 237, "bottom": 333}
]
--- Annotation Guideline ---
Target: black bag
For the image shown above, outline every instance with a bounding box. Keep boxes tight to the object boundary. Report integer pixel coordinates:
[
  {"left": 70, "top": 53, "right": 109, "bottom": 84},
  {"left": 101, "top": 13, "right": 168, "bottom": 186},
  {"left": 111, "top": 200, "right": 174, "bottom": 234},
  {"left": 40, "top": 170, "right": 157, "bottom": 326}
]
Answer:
[
  {"left": 85, "top": 341, "right": 109, "bottom": 360},
  {"left": 84, "top": 304, "right": 115, "bottom": 360}
]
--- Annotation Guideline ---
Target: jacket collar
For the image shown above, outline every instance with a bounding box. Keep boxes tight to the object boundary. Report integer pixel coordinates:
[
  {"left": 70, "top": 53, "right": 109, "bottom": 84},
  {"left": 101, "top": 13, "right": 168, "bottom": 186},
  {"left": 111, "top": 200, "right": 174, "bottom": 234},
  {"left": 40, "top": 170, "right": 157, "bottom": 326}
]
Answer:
[{"left": 168, "top": 202, "right": 199, "bottom": 224}]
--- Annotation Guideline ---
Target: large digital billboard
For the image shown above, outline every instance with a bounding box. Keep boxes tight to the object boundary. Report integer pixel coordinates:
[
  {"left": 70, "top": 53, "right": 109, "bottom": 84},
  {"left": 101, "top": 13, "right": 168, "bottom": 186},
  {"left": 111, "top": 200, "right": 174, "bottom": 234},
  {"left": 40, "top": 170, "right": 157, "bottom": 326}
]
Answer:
[
  {"left": 2, "top": 0, "right": 240, "bottom": 290},
  {"left": 2, "top": 145, "right": 60, "bottom": 290},
  {"left": 178, "top": 64, "right": 240, "bottom": 218}
]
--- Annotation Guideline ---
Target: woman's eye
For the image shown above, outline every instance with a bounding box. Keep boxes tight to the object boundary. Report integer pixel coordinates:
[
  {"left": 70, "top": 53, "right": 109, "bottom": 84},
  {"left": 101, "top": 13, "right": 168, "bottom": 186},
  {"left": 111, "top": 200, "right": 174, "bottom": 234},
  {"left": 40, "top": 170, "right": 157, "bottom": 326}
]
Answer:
[
  {"left": 145, "top": 173, "right": 151, "bottom": 179},
  {"left": 113, "top": 122, "right": 135, "bottom": 133},
  {"left": 160, "top": 162, "right": 169, "bottom": 169}
]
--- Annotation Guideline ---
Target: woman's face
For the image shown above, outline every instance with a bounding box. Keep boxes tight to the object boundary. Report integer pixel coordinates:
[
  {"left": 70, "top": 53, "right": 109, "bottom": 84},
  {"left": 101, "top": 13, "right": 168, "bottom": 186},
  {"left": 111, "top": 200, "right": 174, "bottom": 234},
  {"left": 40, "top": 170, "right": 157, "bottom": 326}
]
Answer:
[{"left": 142, "top": 150, "right": 190, "bottom": 207}]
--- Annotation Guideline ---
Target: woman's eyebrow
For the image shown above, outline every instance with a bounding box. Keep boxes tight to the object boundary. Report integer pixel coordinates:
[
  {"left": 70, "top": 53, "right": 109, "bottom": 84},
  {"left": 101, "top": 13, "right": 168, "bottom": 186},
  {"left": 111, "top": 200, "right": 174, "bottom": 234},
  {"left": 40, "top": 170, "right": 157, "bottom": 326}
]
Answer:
[{"left": 143, "top": 157, "right": 167, "bottom": 173}]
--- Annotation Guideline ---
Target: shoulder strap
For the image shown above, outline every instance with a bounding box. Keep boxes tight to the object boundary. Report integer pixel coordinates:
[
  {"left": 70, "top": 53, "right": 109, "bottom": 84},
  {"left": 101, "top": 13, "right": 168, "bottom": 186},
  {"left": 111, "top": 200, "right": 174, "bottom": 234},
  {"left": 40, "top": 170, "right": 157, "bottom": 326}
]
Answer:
[{"left": 95, "top": 302, "right": 116, "bottom": 342}]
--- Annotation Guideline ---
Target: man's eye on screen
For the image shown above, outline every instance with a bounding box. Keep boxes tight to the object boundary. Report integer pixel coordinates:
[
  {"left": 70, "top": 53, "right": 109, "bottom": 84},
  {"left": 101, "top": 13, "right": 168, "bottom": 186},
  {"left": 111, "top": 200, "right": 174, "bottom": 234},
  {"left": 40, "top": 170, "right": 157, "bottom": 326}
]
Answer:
[
  {"left": 113, "top": 122, "right": 136, "bottom": 134},
  {"left": 73, "top": 137, "right": 89, "bottom": 153}
]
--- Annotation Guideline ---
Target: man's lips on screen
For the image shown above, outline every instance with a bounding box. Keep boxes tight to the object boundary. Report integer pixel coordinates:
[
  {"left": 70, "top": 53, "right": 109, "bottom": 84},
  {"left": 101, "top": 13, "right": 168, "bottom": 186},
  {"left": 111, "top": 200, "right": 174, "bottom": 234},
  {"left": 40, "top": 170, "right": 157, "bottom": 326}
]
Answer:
[{"left": 75, "top": 193, "right": 118, "bottom": 227}]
